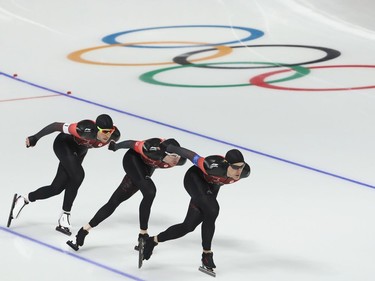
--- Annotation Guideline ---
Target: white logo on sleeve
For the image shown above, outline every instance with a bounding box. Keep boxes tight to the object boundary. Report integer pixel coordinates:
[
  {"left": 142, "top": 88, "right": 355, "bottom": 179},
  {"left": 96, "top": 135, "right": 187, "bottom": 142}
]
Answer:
[{"left": 63, "top": 123, "right": 70, "bottom": 134}]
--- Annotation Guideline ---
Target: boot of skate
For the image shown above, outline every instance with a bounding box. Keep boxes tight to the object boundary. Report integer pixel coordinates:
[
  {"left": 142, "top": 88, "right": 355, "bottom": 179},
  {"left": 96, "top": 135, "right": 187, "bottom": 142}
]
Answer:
[
  {"left": 143, "top": 236, "right": 158, "bottom": 260},
  {"left": 56, "top": 211, "right": 72, "bottom": 235},
  {"left": 12, "top": 194, "right": 29, "bottom": 219},
  {"left": 76, "top": 227, "right": 89, "bottom": 246},
  {"left": 58, "top": 211, "right": 71, "bottom": 229},
  {"left": 202, "top": 252, "right": 216, "bottom": 269}
]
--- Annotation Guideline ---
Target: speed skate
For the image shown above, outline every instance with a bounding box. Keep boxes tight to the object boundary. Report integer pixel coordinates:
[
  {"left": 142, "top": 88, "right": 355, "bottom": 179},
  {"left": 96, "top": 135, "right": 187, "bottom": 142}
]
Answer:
[
  {"left": 199, "top": 265, "right": 216, "bottom": 277},
  {"left": 7, "top": 193, "right": 28, "bottom": 227},
  {"left": 137, "top": 237, "right": 145, "bottom": 268},
  {"left": 56, "top": 211, "right": 72, "bottom": 236},
  {"left": 7, "top": 194, "right": 18, "bottom": 227},
  {"left": 56, "top": 225, "right": 72, "bottom": 236},
  {"left": 66, "top": 240, "right": 79, "bottom": 251}
]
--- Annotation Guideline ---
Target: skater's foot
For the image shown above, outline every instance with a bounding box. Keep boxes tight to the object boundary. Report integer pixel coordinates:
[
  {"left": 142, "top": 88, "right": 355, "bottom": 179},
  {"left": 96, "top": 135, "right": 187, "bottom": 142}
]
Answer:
[
  {"left": 67, "top": 227, "right": 89, "bottom": 251},
  {"left": 137, "top": 233, "right": 149, "bottom": 268},
  {"left": 202, "top": 252, "right": 216, "bottom": 269},
  {"left": 135, "top": 233, "right": 149, "bottom": 251},
  {"left": 7, "top": 193, "right": 28, "bottom": 227},
  {"left": 138, "top": 233, "right": 149, "bottom": 242},
  {"left": 12, "top": 194, "right": 29, "bottom": 219},
  {"left": 199, "top": 252, "right": 216, "bottom": 277},
  {"left": 143, "top": 236, "right": 158, "bottom": 260},
  {"left": 56, "top": 211, "right": 72, "bottom": 236},
  {"left": 76, "top": 227, "right": 89, "bottom": 246}
]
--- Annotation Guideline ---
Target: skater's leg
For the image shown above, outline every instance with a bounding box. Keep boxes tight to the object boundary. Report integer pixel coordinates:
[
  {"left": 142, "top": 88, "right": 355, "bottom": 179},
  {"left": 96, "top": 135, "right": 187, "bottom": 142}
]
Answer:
[
  {"left": 199, "top": 196, "right": 220, "bottom": 252},
  {"left": 28, "top": 134, "right": 85, "bottom": 203},
  {"left": 51, "top": 157, "right": 84, "bottom": 235},
  {"left": 11, "top": 164, "right": 69, "bottom": 225},
  {"left": 123, "top": 150, "right": 155, "bottom": 237},
  {"left": 60, "top": 159, "right": 85, "bottom": 213},
  {"left": 183, "top": 167, "right": 220, "bottom": 272},
  {"left": 158, "top": 202, "right": 203, "bottom": 242},
  {"left": 121, "top": 152, "right": 153, "bottom": 264},
  {"left": 137, "top": 179, "right": 156, "bottom": 231},
  {"left": 52, "top": 139, "right": 87, "bottom": 235},
  {"left": 67, "top": 175, "right": 139, "bottom": 250},
  {"left": 89, "top": 175, "right": 138, "bottom": 228},
  {"left": 52, "top": 135, "right": 87, "bottom": 212},
  {"left": 28, "top": 164, "right": 69, "bottom": 202},
  {"left": 135, "top": 177, "right": 155, "bottom": 262},
  {"left": 192, "top": 194, "right": 219, "bottom": 274},
  {"left": 143, "top": 201, "right": 203, "bottom": 260}
]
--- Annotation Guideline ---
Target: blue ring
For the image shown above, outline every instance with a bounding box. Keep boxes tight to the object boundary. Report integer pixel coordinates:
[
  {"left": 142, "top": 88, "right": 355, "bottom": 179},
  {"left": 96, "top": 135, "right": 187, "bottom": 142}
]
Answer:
[{"left": 102, "top": 25, "right": 264, "bottom": 48}]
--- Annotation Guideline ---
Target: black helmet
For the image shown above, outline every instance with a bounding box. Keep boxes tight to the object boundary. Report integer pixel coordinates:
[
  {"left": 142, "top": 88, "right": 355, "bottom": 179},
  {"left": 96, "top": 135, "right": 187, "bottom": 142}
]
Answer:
[
  {"left": 225, "top": 149, "right": 244, "bottom": 164},
  {"left": 96, "top": 114, "right": 113, "bottom": 129}
]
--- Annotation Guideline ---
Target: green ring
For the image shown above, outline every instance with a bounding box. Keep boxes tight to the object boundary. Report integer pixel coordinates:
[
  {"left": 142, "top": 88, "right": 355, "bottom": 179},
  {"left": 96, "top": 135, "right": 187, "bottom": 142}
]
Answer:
[{"left": 139, "top": 62, "right": 310, "bottom": 88}]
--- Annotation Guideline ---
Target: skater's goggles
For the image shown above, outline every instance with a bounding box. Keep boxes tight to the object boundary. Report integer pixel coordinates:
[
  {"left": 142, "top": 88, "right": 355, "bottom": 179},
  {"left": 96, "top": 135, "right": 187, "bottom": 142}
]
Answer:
[
  {"left": 229, "top": 163, "right": 245, "bottom": 170},
  {"left": 97, "top": 126, "right": 115, "bottom": 135}
]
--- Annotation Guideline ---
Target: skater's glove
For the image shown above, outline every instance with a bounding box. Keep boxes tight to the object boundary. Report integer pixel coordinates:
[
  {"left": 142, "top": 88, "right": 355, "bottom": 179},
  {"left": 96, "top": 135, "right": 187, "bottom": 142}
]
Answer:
[
  {"left": 26, "top": 135, "right": 38, "bottom": 147},
  {"left": 108, "top": 141, "right": 118, "bottom": 151}
]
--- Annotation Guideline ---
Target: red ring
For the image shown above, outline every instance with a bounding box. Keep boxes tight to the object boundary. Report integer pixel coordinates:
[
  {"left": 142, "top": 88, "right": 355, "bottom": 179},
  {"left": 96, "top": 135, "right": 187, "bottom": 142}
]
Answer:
[{"left": 250, "top": 65, "right": 375, "bottom": 91}]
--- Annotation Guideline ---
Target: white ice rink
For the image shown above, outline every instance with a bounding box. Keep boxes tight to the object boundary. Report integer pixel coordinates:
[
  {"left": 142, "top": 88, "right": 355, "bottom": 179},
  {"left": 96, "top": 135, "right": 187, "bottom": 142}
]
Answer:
[{"left": 1, "top": 0, "right": 375, "bottom": 280}]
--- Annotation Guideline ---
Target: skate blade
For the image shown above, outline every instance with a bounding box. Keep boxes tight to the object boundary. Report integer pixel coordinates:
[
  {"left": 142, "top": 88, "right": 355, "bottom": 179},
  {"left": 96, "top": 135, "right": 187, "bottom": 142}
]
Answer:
[
  {"left": 7, "top": 194, "right": 18, "bottom": 227},
  {"left": 55, "top": 226, "right": 72, "bottom": 236},
  {"left": 66, "top": 240, "right": 79, "bottom": 251},
  {"left": 138, "top": 239, "right": 145, "bottom": 268},
  {"left": 199, "top": 266, "right": 216, "bottom": 277}
]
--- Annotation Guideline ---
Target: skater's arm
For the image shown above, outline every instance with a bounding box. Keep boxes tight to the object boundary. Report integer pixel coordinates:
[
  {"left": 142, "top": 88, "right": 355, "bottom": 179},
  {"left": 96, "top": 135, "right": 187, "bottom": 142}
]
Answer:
[
  {"left": 26, "top": 122, "right": 64, "bottom": 147},
  {"left": 166, "top": 145, "right": 206, "bottom": 170},
  {"left": 166, "top": 145, "right": 197, "bottom": 161},
  {"left": 108, "top": 140, "right": 136, "bottom": 152}
]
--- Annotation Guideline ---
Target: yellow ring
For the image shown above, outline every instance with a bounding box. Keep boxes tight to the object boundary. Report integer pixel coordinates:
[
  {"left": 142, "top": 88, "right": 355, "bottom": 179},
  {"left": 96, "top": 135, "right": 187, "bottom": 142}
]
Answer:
[{"left": 67, "top": 41, "right": 232, "bottom": 66}]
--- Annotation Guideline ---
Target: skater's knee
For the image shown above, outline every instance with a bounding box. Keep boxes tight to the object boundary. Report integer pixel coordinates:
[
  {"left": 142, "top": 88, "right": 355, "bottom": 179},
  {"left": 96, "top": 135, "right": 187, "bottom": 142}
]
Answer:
[
  {"left": 70, "top": 175, "right": 84, "bottom": 188},
  {"left": 206, "top": 205, "right": 220, "bottom": 220},
  {"left": 182, "top": 222, "right": 197, "bottom": 233},
  {"left": 141, "top": 187, "right": 156, "bottom": 201}
]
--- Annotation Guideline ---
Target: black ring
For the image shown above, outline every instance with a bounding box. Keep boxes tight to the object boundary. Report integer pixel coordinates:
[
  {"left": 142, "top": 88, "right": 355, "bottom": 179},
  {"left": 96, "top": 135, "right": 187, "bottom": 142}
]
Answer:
[{"left": 173, "top": 44, "right": 341, "bottom": 69}]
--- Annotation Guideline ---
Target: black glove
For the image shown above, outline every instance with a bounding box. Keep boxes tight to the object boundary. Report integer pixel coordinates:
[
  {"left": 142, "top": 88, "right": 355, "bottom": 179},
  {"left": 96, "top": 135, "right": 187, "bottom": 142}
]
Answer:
[
  {"left": 26, "top": 135, "right": 38, "bottom": 147},
  {"left": 108, "top": 141, "right": 118, "bottom": 151}
]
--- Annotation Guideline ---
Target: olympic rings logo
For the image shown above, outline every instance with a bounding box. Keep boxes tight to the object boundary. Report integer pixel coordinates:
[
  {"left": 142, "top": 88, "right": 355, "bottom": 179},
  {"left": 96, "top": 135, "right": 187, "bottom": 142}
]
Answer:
[{"left": 68, "top": 25, "right": 375, "bottom": 91}]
